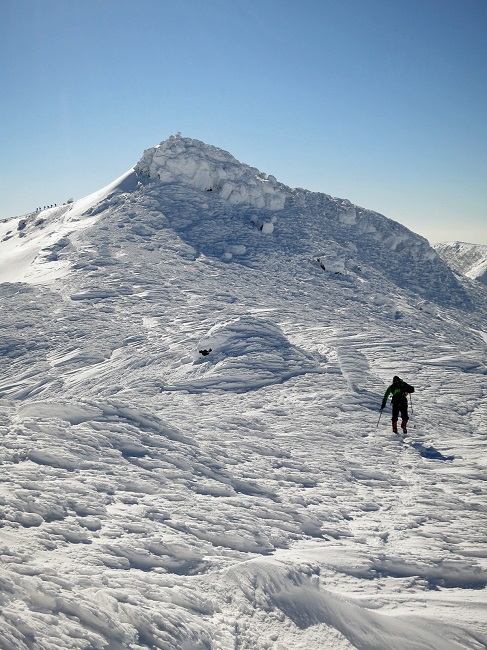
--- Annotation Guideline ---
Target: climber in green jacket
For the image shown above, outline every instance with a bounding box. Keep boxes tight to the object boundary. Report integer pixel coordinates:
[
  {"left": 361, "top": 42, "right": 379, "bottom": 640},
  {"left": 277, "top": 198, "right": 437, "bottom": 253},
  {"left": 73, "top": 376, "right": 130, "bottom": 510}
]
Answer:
[{"left": 381, "top": 375, "right": 415, "bottom": 434}]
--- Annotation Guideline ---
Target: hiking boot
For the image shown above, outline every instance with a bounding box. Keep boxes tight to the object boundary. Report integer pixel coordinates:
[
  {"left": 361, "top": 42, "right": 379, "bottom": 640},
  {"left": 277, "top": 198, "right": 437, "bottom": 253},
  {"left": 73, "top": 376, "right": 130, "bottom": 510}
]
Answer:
[
  {"left": 392, "top": 421, "right": 398, "bottom": 433},
  {"left": 401, "top": 420, "right": 408, "bottom": 434}
]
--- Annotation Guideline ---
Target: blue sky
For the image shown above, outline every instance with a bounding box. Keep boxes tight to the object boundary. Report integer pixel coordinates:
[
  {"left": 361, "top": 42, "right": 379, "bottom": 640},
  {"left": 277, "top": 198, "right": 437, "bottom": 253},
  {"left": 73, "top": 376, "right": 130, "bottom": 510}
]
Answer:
[{"left": 1, "top": 0, "right": 486, "bottom": 244}]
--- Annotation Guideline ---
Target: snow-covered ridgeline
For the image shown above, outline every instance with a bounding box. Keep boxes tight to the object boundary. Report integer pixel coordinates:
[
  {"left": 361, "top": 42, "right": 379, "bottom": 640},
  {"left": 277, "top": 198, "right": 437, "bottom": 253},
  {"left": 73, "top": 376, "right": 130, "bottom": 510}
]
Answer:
[
  {"left": 131, "top": 136, "right": 469, "bottom": 308},
  {"left": 0, "top": 169, "right": 137, "bottom": 284},
  {"left": 0, "top": 134, "right": 463, "bottom": 309}
]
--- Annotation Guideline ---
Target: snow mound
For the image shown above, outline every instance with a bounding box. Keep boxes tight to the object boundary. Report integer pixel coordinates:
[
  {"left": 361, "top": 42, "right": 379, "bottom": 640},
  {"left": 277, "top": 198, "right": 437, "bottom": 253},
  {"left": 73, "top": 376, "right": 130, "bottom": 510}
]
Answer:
[
  {"left": 166, "top": 316, "right": 323, "bottom": 391},
  {"left": 226, "top": 557, "right": 483, "bottom": 650},
  {"left": 135, "top": 134, "right": 287, "bottom": 210}
]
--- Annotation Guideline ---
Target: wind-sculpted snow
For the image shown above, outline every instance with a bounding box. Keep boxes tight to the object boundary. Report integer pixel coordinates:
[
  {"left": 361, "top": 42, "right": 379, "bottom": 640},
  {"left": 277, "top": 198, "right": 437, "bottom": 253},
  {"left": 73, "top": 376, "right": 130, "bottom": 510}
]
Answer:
[
  {"left": 166, "top": 316, "right": 323, "bottom": 392},
  {"left": 0, "top": 136, "right": 486, "bottom": 648},
  {"left": 226, "top": 558, "right": 485, "bottom": 649}
]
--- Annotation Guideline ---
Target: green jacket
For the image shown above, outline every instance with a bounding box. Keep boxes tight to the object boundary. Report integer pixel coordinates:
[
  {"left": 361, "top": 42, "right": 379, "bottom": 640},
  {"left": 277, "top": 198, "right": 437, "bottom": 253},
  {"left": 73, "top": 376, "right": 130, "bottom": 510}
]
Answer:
[{"left": 381, "top": 378, "right": 414, "bottom": 409}]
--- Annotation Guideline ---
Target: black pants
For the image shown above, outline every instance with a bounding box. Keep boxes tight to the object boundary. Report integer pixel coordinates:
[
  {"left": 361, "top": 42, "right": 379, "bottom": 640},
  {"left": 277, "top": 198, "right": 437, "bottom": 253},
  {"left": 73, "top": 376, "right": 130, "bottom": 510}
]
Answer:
[{"left": 392, "top": 396, "right": 408, "bottom": 423}]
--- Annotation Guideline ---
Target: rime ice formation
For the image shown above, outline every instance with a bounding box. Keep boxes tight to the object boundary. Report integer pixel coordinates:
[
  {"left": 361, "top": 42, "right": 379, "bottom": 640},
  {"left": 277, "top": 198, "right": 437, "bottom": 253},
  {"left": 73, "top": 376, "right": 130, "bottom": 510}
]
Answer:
[{"left": 135, "top": 134, "right": 287, "bottom": 210}]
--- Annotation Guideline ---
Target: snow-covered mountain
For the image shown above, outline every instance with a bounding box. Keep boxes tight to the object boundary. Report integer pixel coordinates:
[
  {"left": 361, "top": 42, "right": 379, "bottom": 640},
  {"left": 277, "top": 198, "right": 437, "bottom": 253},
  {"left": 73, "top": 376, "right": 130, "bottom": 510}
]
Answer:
[
  {"left": 1, "top": 135, "right": 486, "bottom": 649},
  {"left": 434, "top": 241, "right": 487, "bottom": 286}
]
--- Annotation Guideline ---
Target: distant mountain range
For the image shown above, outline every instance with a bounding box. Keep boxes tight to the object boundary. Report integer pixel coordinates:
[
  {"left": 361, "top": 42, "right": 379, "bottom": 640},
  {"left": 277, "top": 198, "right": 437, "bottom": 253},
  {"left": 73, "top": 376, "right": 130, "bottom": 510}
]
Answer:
[{"left": 434, "top": 241, "right": 487, "bottom": 285}]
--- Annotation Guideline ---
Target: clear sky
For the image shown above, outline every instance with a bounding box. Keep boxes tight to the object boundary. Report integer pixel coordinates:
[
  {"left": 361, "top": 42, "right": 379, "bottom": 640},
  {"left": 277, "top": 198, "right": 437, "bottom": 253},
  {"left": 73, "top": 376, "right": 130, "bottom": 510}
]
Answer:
[{"left": 1, "top": 0, "right": 486, "bottom": 244}]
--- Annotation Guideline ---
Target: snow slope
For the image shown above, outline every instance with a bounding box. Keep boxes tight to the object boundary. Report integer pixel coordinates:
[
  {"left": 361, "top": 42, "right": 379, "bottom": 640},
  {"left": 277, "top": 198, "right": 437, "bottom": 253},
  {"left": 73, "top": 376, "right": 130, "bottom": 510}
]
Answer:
[
  {"left": 0, "top": 169, "right": 137, "bottom": 285},
  {"left": 0, "top": 135, "right": 486, "bottom": 649},
  {"left": 434, "top": 242, "right": 487, "bottom": 286}
]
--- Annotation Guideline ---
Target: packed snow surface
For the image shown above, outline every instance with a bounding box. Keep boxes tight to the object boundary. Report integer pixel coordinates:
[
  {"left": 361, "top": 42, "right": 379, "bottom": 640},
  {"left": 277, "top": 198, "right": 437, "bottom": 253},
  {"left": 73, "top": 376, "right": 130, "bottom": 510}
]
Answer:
[{"left": 0, "top": 135, "right": 486, "bottom": 649}]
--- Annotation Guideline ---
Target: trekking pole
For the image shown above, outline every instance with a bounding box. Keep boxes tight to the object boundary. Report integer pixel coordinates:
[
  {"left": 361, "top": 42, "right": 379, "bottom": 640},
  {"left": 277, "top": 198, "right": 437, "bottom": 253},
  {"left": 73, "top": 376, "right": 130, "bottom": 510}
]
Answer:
[
  {"left": 409, "top": 393, "right": 415, "bottom": 428},
  {"left": 376, "top": 409, "right": 383, "bottom": 428}
]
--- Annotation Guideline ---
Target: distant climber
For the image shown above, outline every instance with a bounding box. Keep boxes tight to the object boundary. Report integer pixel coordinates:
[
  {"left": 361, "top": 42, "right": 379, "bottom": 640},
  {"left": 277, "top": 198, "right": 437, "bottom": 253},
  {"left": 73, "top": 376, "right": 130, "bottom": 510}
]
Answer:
[{"left": 381, "top": 375, "right": 415, "bottom": 433}]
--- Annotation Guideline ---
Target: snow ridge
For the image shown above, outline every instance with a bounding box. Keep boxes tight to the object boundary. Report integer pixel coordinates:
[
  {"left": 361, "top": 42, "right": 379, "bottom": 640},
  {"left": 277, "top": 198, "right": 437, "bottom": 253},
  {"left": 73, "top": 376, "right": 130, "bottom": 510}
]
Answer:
[
  {"left": 0, "top": 134, "right": 472, "bottom": 309},
  {"left": 130, "top": 135, "right": 471, "bottom": 309}
]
